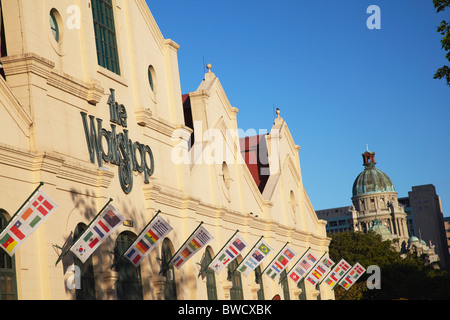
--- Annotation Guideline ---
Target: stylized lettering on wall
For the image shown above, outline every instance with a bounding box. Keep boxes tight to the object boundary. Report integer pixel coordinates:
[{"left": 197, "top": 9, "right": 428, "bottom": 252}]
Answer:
[{"left": 81, "top": 89, "right": 155, "bottom": 194}]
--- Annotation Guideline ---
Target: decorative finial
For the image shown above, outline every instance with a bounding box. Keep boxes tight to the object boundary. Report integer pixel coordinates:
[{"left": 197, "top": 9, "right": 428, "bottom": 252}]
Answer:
[
  {"left": 276, "top": 108, "right": 280, "bottom": 117},
  {"left": 206, "top": 64, "right": 212, "bottom": 72}
]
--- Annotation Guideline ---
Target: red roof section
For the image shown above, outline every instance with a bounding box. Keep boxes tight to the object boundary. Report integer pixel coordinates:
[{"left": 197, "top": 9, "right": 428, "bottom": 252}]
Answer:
[{"left": 239, "top": 134, "right": 269, "bottom": 193}]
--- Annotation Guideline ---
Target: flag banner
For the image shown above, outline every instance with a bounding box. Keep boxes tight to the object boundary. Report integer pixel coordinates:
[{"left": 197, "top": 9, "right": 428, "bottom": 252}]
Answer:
[
  {"left": 323, "top": 259, "right": 351, "bottom": 289},
  {"left": 339, "top": 262, "right": 366, "bottom": 290},
  {"left": 305, "top": 254, "right": 335, "bottom": 286},
  {"left": 125, "top": 215, "right": 173, "bottom": 267},
  {"left": 237, "top": 239, "right": 273, "bottom": 277},
  {"left": 172, "top": 225, "right": 214, "bottom": 269},
  {"left": 265, "top": 246, "right": 297, "bottom": 281},
  {"left": 209, "top": 234, "right": 248, "bottom": 274},
  {"left": 71, "top": 204, "right": 125, "bottom": 263},
  {"left": 287, "top": 249, "right": 319, "bottom": 284},
  {"left": 0, "top": 190, "right": 59, "bottom": 256}
]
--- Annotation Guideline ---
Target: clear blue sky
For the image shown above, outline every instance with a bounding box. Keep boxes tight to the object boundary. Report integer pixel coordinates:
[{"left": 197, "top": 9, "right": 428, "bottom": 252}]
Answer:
[{"left": 147, "top": 1, "right": 450, "bottom": 216}]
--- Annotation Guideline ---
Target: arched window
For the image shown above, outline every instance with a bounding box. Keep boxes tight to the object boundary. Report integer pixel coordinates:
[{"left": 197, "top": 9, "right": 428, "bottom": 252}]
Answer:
[
  {"left": 73, "top": 223, "right": 96, "bottom": 300},
  {"left": 255, "top": 266, "right": 265, "bottom": 300},
  {"left": 161, "top": 238, "right": 177, "bottom": 300},
  {"left": 114, "top": 232, "right": 143, "bottom": 300},
  {"left": 203, "top": 249, "right": 217, "bottom": 300},
  {"left": 0, "top": 210, "right": 17, "bottom": 300},
  {"left": 228, "top": 259, "right": 244, "bottom": 300}
]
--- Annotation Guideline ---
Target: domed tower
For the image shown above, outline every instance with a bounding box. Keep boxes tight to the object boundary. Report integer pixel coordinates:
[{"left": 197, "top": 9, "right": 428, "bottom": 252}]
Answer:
[{"left": 351, "top": 150, "right": 409, "bottom": 244}]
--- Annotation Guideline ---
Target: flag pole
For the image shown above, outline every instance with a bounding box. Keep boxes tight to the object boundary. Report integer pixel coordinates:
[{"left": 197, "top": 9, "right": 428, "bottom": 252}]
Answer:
[
  {"left": 229, "top": 235, "right": 264, "bottom": 280},
  {"left": 279, "top": 246, "right": 311, "bottom": 284},
  {"left": 166, "top": 221, "right": 204, "bottom": 268},
  {"left": 6, "top": 182, "right": 44, "bottom": 226},
  {"left": 197, "top": 229, "right": 239, "bottom": 278},
  {"left": 257, "top": 241, "right": 289, "bottom": 283},
  {"left": 55, "top": 198, "right": 113, "bottom": 266},
  {"left": 110, "top": 210, "right": 162, "bottom": 270}
]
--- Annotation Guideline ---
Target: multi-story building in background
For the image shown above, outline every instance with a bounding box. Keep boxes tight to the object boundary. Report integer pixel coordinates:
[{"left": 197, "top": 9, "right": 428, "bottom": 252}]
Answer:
[
  {"left": 443, "top": 217, "right": 450, "bottom": 256},
  {"left": 399, "top": 185, "right": 450, "bottom": 269},
  {"left": 316, "top": 151, "right": 448, "bottom": 268}
]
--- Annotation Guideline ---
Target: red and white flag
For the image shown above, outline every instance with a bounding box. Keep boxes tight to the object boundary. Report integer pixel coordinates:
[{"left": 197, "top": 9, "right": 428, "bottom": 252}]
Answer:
[
  {"left": 323, "top": 259, "right": 351, "bottom": 289},
  {"left": 339, "top": 262, "right": 366, "bottom": 290},
  {"left": 0, "top": 190, "right": 59, "bottom": 256}
]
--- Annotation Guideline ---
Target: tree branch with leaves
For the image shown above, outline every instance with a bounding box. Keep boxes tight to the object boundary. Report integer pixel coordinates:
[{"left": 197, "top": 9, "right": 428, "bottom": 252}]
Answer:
[{"left": 433, "top": 0, "right": 450, "bottom": 86}]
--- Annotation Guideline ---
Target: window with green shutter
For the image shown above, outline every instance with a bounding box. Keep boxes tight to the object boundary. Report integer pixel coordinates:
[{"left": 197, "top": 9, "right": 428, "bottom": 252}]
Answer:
[
  {"left": 91, "top": 0, "right": 121, "bottom": 75},
  {"left": 228, "top": 259, "right": 244, "bottom": 300},
  {"left": 0, "top": 210, "right": 17, "bottom": 300},
  {"left": 255, "top": 266, "right": 265, "bottom": 300},
  {"left": 203, "top": 249, "right": 217, "bottom": 300},
  {"left": 281, "top": 269, "right": 290, "bottom": 300},
  {"left": 114, "top": 232, "right": 143, "bottom": 300}
]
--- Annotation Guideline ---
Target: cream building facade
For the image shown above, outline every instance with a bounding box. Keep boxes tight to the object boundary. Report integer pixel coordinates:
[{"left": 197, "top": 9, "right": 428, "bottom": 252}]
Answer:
[{"left": 0, "top": 0, "right": 331, "bottom": 300}]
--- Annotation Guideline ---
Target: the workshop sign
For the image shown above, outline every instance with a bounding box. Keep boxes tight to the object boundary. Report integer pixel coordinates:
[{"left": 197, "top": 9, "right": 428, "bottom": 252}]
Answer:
[{"left": 81, "top": 89, "right": 155, "bottom": 194}]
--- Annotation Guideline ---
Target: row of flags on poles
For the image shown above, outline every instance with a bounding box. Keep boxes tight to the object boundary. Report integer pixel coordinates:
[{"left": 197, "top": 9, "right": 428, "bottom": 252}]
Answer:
[{"left": 0, "top": 185, "right": 367, "bottom": 291}]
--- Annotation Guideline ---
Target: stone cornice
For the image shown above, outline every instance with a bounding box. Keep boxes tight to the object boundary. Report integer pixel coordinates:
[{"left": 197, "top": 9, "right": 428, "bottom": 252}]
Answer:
[
  {"left": 1, "top": 53, "right": 105, "bottom": 106},
  {"left": 48, "top": 70, "right": 104, "bottom": 105}
]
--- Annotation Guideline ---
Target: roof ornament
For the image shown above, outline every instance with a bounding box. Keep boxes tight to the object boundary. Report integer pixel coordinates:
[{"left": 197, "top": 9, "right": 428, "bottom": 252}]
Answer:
[{"left": 206, "top": 63, "right": 212, "bottom": 73}]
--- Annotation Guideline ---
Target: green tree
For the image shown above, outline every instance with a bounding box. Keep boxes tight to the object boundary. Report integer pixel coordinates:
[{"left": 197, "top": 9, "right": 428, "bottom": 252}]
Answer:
[
  {"left": 433, "top": 0, "right": 450, "bottom": 86},
  {"left": 328, "top": 231, "right": 450, "bottom": 300}
]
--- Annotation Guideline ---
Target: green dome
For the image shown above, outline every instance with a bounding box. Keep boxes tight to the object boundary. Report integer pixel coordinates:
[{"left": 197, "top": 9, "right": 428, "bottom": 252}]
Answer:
[
  {"left": 369, "top": 219, "right": 392, "bottom": 238},
  {"left": 352, "top": 150, "right": 395, "bottom": 197}
]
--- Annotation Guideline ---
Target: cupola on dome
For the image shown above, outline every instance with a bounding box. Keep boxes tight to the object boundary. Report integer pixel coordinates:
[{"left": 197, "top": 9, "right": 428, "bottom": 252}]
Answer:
[{"left": 352, "top": 150, "right": 395, "bottom": 197}]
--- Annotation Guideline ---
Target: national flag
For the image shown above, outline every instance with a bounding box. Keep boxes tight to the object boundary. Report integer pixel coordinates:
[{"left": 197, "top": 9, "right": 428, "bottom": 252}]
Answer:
[
  {"left": 264, "top": 245, "right": 296, "bottom": 281},
  {"left": 304, "top": 254, "right": 335, "bottom": 287},
  {"left": 10, "top": 221, "right": 25, "bottom": 240},
  {"left": 307, "top": 276, "right": 317, "bottom": 285},
  {"left": 233, "top": 238, "right": 246, "bottom": 251},
  {"left": 339, "top": 263, "right": 366, "bottom": 290},
  {"left": 284, "top": 248, "right": 295, "bottom": 259},
  {"left": 238, "top": 239, "right": 273, "bottom": 277},
  {"left": 123, "top": 215, "right": 173, "bottom": 267},
  {"left": 71, "top": 204, "right": 125, "bottom": 263},
  {"left": 0, "top": 190, "right": 59, "bottom": 257},
  {"left": 136, "top": 240, "right": 150, "bottom": 255},
  {"left": 0, "top": 234, "right": 17, "bottom": 254},
  {"left": 287, "top": 249, "right": 319, "bottom": 284},
  {"left": 172, "top": 225, "right": 213, "bottom": 270},
  {"left": 289, "top": 272, "right": 300, "bottom": 282},
  {"left": 209, "top": 233, "right": 249, "bottom": 274},
  {"left": 323, "top": 259, "right": 351, "bottom": 289},
  {"left": 181, "top": 247, "right": 192, "bottom": 258},
  {"left": 189, "top": 239, "right": 201, "bottom": 251},
  {"left": 145, "top": 229, "right": 159, "bottom": 245},
  {"left": 258, "top": 243, "right": 271, "bottom": 255},
  {"left": 252, "top": 250, "right": 264, "bottom": 262}
]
